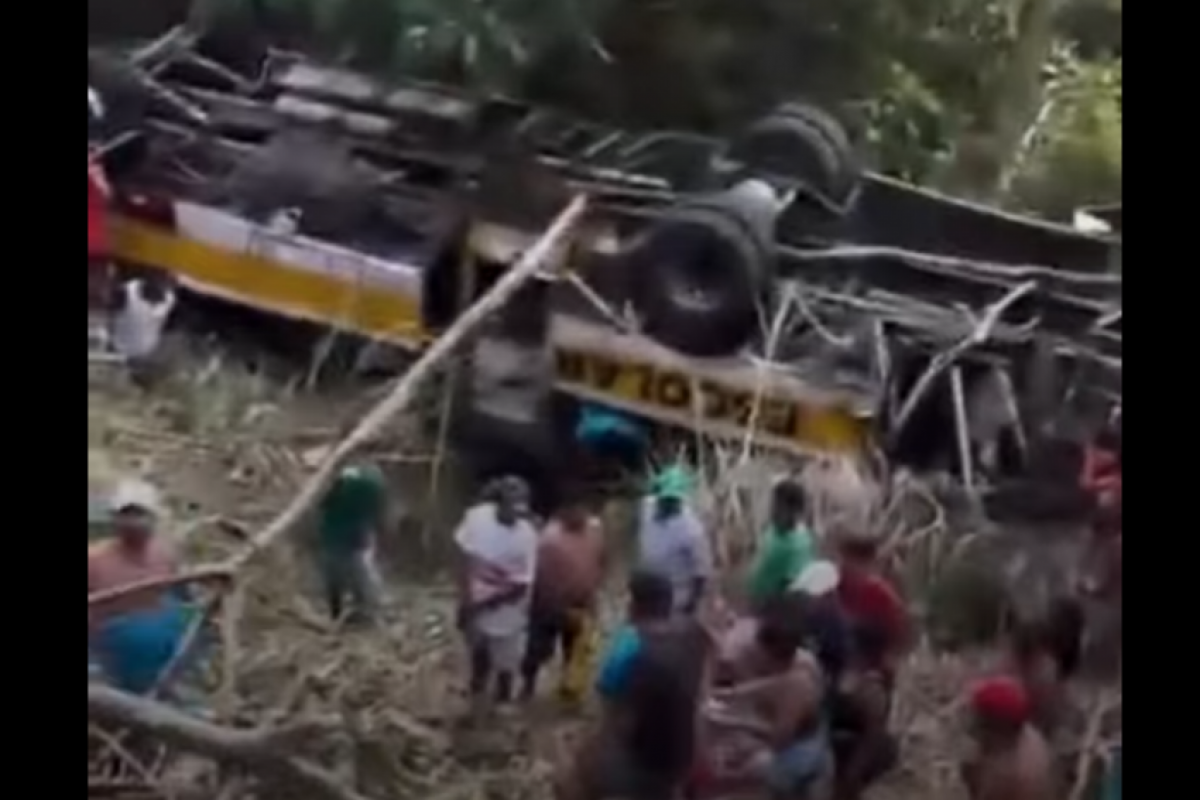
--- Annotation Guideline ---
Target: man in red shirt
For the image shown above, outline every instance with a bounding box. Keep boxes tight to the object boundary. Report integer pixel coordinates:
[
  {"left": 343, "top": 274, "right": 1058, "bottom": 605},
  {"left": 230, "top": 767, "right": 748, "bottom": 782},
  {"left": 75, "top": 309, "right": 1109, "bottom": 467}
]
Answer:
[
  {"left": 830, "top": 528, "right": 909, "bottom": 799},
  {"left": 961, "top": 677, "right": 1057, "bottom": 800},
  {"left": 835, "top": 530, "right": 909, "bottom": 678}
]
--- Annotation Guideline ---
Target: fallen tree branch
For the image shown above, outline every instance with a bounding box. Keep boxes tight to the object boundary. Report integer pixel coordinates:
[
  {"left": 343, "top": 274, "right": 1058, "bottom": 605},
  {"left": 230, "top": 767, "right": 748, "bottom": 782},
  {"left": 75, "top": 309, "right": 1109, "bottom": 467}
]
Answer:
[
  {"left": 88, "top": 723, "right": 163, "bottom": 795},
  {"left": 128, "top": 25, "right": 193, "bottom": 68},
  {"left": 948, "top": 366, "right": 976, "bottom": 495},
  {"left": 785, "top": 243, "right": 1119, "bottom": 291},
  {"left": 149, "top": 595, "right": 220, "bottom": 698},
  {"left": 88, "top": 566, "right": 235, "bottom": 610},
  {"left": 88, "top": 684, "right": 368, "bottom": 800}
]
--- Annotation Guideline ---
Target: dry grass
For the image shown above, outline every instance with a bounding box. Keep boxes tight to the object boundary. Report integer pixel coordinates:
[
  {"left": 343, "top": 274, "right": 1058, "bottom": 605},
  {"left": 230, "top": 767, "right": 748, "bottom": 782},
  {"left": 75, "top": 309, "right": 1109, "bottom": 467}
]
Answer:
[
  {"left": 88, "top": 346, "right": 1116, "bottom": 800},
  {"left": 89, "top": 351, "right": 569, "bottom": 800}
]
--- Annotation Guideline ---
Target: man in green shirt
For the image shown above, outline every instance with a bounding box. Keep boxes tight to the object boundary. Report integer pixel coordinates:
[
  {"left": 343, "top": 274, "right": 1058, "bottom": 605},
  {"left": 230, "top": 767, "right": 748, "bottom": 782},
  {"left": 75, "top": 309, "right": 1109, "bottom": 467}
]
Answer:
[
  {"left": 746, "top": 479, "right": 815, "bottom": 609},
  {"left": 316, "top": 462, "right": 388, "bottom": 624}
]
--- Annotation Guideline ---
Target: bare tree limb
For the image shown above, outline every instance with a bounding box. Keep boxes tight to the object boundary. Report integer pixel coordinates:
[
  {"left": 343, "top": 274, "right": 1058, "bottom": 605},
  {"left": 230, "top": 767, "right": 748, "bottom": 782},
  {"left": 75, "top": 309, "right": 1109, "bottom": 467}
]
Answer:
[
  {"left": 889, "top": 281, "right": 1036, "bottom": 443},
  {"left": 128, "top": 26, "right": 193, "bottom": 68},
  {"left": 948, "top": 366, "right": 976, "bottom": 495},
  {"left": 88, "top": 566, "right": 235, "bottom": 610},
  {"left": 88, "top": 684, "right": 369, "bottom": 800}
]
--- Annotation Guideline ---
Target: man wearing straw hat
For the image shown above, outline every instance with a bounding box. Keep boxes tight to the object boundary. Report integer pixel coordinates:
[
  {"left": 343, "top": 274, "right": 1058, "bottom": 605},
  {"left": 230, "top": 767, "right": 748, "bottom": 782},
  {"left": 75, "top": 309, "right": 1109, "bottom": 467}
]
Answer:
[{"left": 636, "top": 465, "right": 713, "bottom": 615}]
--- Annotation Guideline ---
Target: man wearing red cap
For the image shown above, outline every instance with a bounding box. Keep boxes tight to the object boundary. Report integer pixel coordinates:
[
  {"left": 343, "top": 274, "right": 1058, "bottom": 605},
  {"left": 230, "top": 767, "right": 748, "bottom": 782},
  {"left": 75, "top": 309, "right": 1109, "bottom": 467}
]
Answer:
[{"left": 962, "top": 676, "right": 1057, "bottom": 800}]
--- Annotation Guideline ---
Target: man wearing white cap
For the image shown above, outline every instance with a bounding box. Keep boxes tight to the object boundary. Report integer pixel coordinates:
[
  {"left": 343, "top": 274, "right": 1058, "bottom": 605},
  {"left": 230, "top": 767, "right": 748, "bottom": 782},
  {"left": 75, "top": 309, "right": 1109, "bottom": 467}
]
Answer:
[
  {"left": 791, "top": 559, "right": 840, "bottom": 597},
  {"left": 88, "top": 480, "right": 192, "bottom": 694},
  {"left": 790, "top": 560, "right": 852, "bottom": 689},
  {"left": 88, "top": 481, "right": 178, "bottom": 621}
]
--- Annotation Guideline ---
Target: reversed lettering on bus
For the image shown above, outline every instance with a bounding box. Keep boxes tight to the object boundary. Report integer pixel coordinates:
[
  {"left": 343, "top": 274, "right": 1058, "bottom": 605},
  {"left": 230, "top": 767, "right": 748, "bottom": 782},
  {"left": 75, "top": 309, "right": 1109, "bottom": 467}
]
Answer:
[{"left": 555, "top": 349, "right": 801, "bottom": 440}]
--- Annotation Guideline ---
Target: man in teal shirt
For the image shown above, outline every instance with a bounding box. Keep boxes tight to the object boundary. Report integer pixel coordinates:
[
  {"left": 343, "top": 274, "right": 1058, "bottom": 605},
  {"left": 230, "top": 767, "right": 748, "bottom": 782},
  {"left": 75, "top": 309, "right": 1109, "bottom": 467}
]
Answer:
[
  {"left": 317, "top": 462, "right": 388, "bottom": 624},
  {"left": 746, "top": 479, "right": 815, "bottom": 609}
]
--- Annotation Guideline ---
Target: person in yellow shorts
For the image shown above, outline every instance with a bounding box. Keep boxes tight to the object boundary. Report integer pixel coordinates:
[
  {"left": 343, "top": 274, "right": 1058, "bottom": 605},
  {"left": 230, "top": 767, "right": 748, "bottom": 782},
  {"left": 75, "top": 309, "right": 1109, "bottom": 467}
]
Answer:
[{"left": 521, "top": 498, "right": 608, "bottom": 706}]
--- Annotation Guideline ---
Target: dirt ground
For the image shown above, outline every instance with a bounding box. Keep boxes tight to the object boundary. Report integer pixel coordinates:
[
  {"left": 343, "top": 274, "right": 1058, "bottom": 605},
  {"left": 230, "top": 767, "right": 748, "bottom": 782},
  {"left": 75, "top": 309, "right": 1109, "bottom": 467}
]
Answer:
[{"left": 88, "top": 348, "right": 1111, "bottom": 800}]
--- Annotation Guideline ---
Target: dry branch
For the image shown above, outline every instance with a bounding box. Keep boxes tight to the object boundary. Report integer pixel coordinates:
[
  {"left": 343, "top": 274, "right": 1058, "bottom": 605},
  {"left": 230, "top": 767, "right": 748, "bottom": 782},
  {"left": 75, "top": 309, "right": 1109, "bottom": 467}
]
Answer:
[
  {"left": 88, "top": 684, "right": 369, "bottom": 800},
  {"left": 88, "top": 566, "right": 235, "bottom": 611},
  {"left": 1067, "top": 690, "right": 1122, "bottom": 800},
  {"left": 889, "top": 280, "right": 1035, "bottom": 440}
]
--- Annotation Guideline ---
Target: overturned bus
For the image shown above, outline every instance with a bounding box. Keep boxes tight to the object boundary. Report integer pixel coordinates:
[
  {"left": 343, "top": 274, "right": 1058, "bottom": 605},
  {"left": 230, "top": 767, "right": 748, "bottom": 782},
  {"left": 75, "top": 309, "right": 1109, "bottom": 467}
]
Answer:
[{"left": 89, "top": 38, "right": 1120, "bottom": 485}]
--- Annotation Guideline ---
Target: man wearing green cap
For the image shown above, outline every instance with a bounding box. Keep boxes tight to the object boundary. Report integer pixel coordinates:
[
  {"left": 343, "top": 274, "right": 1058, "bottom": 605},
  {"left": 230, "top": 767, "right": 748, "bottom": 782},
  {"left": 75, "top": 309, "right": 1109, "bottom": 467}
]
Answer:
[
  {"left": 315, "top": 462, "right": 388, "bottom": 624},
  {"left": 636, "top": 465, "right": 713, "bottom": 614}
]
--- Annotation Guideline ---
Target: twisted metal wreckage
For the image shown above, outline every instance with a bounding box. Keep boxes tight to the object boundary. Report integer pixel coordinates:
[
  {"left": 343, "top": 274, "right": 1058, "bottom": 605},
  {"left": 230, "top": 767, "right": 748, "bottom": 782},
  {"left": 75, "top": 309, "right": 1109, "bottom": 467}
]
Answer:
[{"left": 88, "top": 28, "right": 1121, "bottom": 502}]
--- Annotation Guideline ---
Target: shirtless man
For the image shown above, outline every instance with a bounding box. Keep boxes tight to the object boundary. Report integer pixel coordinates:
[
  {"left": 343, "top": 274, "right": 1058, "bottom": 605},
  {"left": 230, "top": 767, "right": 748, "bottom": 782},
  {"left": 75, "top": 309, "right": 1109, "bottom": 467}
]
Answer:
[
  {"left": 827, "top": 529, "right": 908, "bottom": 799},
  {"left": 706, "top": 595, "right": 830, "bottom": 799},
  {"left": 88, "top": 481, "right": 190, "bottom": 694},
  {"left": 454, "top": 476, "right": 540, "bottom": 709},
  {"left": 961, "top": 677, "right": 1058, "bottom": 800},
  {"left": 88, "top": 481, "right": 179, "bottom": 623},
  {"left": 522, "top": 498, "right": 607, "bottom": 704},
  {"left": 1005, "top": 598, "right": 1085, "bottom": 742}
]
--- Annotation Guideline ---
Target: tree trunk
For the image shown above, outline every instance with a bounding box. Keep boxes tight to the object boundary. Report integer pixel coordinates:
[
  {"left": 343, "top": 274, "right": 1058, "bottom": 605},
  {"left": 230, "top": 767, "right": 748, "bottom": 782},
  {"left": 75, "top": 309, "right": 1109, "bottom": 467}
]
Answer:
[{"left": 948, "top": 0, "right": 1061, "bottom": 199}]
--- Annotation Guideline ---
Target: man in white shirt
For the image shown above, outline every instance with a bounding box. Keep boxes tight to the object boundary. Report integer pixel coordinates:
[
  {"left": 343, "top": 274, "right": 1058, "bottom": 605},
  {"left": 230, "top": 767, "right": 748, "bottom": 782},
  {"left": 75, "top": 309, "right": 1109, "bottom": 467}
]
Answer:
[
  {"left": 636, "top": 465, "right": 714, "bottom": 615},
  {"left": 454, "top": 476, "right": 539, "bottom": 708},
  {"left": 110, "top": 274, "right": 176, "bottom": 386}
]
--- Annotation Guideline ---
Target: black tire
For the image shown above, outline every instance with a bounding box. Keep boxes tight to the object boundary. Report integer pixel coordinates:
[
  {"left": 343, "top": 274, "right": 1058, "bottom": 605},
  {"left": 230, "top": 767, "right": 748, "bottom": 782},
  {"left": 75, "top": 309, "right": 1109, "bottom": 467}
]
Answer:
[
  {"left": 727, "top": 102, "right": 858, "bottom": 206},
  {"left": 624, "top": 197, "right": 774, "bottom": 357},
  {"left": 776, "top": 102, "right": 857, "bottom": 182}
]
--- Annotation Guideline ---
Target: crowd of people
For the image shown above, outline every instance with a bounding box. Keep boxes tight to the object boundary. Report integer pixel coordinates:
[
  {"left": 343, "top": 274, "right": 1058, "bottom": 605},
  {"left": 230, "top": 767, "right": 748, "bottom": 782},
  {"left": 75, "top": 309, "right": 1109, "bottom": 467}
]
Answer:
[
  {"left": 87, "top": 455, "right": 1121, "bottom": 800},
  {"left": 438, "top": 464, "right": 1119, "bottom": 800}
]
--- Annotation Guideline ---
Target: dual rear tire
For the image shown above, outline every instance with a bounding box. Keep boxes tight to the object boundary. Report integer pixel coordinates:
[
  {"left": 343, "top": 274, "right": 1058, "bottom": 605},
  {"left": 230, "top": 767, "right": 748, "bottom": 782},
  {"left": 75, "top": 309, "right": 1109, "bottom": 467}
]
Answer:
[{"left": 625, "top": 103, "right": 859, "bottom": 357}]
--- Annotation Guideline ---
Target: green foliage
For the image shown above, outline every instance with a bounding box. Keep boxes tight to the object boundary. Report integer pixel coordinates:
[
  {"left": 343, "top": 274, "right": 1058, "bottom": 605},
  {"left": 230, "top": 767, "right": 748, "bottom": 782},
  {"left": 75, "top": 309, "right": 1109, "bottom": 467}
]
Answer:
[
  {"left": 924, "top": 558, "right": 1012, "bottom": 650},
  {"left": 211, "top": 0, "right": 612, "bottom": 87},
  {"left": 1009, "top": 59, "right": 1122, "bottom": 217},
  {"left": 204, "top": 0, "right": 1121, "bottom": 216}
]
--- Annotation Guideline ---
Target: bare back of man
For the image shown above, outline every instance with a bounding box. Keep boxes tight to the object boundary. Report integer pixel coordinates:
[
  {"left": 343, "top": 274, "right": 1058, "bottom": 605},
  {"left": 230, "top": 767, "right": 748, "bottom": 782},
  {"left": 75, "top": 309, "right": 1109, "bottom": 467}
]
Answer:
[
  {"left": 706, "top": 657, "right": 829, "bottom": 797},
  {"left": 971, "top": 726, "right": 1056, "bottom": 800},
  {"left": 536, "top": 513, "right": 606, "bottom": 609},
  {"left": 703, "top": 599, "right": 830, "bottom": 800},
  {"left": 964, "top": 677, "right": 1059, "bottom": 800}
]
